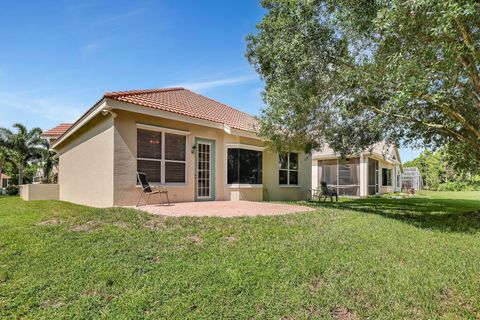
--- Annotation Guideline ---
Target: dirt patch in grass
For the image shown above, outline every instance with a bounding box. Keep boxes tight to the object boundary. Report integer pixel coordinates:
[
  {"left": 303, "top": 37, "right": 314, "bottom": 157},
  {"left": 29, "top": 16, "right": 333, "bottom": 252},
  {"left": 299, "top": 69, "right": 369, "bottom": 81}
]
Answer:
[
  {"left": 70, "top": 221, "right": 103, "bottom": 232},
  {"left": 144, "top": 217, "right": 179, "bottom": 231},
  {"left": 438, "top": 287, "right": 479, "bottom": 317},
  {"left": 331, "top": 307, "right": 358, "bottom": 320},
  {"left": 225, "top": 236, "right": 238, "bottom": 242},
  {"left": 111, "top": 221, "right": 130, "bottom": 228},
  {"left": 184, "top": 235, "right": 202, "bottom": 244},
  {"left": 309, "top": 276, "right": 328, "bottom": 293},
  {"left": 36, "top": 219, "right": 64, "bottom": 226},
  {"left": 41, "top": 299, "right": 65, "bottom": 309}
]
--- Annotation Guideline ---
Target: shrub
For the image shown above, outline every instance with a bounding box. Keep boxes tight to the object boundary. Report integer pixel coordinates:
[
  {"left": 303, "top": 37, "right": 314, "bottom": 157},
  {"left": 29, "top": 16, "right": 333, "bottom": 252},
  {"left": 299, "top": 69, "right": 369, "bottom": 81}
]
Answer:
[
  {"left": 6, "top": 184, "right": 19, "bottom": 196},
  {"left": 436, "top": 181, "right": 480, "bottom": 191}
]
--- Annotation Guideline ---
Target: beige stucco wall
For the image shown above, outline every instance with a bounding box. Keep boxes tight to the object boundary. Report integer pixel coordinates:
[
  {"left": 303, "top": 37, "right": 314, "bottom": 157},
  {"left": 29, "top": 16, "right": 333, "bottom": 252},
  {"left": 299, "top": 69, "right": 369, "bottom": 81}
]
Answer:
[
  {"left": 263, "top": 151, "right": 311, "bottom": 201},
  {"left": 110, "top": 101, "right": 310, "bottom": 206},
  {"left": 56, "top": 116, "right": 114, "bottom": 207},
  {"left": 53, "top": 99, "right": 312, "bottom": 207},
  {"left": 19, "top": 184, "right": 59, "bottom": 201},
  {"left": 113, "top": 108, "right": 231, "bottom": 206}
]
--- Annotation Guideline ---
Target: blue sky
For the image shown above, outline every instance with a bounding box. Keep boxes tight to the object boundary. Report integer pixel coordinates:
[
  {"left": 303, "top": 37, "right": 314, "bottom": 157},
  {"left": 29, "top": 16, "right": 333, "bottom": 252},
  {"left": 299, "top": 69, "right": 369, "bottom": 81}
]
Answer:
[{"left": 0, "top": 0, "right": 420, "bottom": 162}]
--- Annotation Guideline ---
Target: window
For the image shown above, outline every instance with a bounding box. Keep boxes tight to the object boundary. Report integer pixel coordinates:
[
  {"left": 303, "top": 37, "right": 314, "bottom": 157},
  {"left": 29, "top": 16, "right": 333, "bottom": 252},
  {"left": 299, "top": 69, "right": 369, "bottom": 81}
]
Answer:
[
  {"left": 227, "top": 148, "right": 262, "bottom": 184},
  {"left": 382, "top": 168, "right": 392, "bottom": 186},
  {"left": 279, "top": 153, "right": 299, "bottom": 185},
  {"left": 137, "top": 127, "right": 187, "bottom": 184}
]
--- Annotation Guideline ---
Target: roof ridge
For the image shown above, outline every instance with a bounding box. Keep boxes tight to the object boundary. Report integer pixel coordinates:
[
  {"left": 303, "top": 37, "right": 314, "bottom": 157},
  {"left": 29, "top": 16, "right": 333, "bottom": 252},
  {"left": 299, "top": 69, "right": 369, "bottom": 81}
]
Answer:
[
  {"left": 104, "top": 87, "right": 184, "bottom": 99},
  {"left": 182, "top": 88, "right": 257, "bottom": 120}
]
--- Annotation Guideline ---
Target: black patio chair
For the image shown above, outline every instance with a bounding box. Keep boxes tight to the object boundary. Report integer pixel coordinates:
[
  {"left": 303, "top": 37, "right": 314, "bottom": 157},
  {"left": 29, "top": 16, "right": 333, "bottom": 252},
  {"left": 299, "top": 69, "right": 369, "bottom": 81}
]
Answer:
[
  {"left": 320, "top": 181, "right": 338, "bottom": 202},
  {"left": 136, "top": 172, "right": 170, "bottom": 207}
]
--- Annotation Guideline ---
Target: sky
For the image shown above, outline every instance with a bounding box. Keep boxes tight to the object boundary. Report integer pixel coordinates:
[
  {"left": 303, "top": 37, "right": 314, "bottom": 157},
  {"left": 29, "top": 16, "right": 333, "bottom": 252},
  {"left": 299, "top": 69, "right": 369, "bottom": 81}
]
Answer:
[{"left": 0, "top": 0, "right": 420, "bottom": 162}]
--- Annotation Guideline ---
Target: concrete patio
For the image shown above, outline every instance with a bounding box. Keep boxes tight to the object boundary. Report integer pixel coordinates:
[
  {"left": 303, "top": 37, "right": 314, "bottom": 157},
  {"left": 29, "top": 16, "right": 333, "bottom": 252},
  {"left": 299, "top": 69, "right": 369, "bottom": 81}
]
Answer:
[{"left": 133, "top": 200, "right": 315, "bottom": 217}]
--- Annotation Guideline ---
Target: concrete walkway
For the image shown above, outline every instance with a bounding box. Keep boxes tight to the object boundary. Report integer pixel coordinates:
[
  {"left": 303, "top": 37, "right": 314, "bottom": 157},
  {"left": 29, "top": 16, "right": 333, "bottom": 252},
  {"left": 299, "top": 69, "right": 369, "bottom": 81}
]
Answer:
[{"left": 133, "top": 200, "right": 314, "bottom": 217}]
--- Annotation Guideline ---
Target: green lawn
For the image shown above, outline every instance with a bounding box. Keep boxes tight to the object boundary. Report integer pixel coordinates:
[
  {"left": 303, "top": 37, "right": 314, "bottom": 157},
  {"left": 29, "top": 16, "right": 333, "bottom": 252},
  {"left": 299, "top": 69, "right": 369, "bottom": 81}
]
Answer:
[{"left": 1, "top": 192, "right": 480, "bottom": 319}]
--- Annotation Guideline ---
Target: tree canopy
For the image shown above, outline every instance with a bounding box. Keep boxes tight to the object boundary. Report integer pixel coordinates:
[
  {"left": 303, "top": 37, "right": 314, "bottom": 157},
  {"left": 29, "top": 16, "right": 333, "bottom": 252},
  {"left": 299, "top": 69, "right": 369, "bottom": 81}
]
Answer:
[
  {"left": 247, "top": 0, "right": 480, "bottom": 172},
  {"left": 0, "top": 123, "right": 44, "bottom": 185}
]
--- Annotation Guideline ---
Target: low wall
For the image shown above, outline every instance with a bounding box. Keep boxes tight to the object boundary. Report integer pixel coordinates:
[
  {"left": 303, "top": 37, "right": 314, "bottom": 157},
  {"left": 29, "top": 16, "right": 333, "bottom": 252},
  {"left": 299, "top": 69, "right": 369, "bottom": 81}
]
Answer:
[{"left": 20, "top": 184, "right": 59, "bottom": 201}]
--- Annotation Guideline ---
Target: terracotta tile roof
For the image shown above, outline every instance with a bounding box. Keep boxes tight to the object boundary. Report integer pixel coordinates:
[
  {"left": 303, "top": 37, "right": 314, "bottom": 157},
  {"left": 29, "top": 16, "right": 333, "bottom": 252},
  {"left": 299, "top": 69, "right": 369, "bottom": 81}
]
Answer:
[
  {"left": 1, "top": 173, "right": 10, "bottom": 179},
  {"left": 42, "top": 123, "right": 73, "bottom": 138},
  {"left": 104, "top": 88, "right": 258, "bottom": 132},
  {"left": 313, "top": 142, "right": 396, "bottom": 159}
]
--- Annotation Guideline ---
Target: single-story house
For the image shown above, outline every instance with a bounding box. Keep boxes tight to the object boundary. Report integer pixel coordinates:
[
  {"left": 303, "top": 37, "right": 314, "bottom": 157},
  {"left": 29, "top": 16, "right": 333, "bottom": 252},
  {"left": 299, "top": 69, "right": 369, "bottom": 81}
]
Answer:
[
  {"left": 1, "top": 173, "right": 10, "bottom": 195},
  {"left": 312, "top": 143, "right": 403, "bottom": 197},
  {"left": 47, "top": 88, "right": 311, "bottom": 207},
  {"left": 1, "top": 173, "right": 10, "bottom": 188}
]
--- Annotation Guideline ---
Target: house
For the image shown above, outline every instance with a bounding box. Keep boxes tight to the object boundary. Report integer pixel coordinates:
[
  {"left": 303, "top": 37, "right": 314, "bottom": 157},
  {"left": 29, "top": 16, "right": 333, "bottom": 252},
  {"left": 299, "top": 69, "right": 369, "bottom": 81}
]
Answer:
[
  {"left": 41, "top": 123, "right": 73, "bottom": 144},
  {"left": 47, "top": 88, "right": 311, "bottom": 208},
  {"left": 312, "top": 143, "right": 403, "bottom": 197},
  {"left": 1, "top": 173, "right": 10, "bottom": 195}
]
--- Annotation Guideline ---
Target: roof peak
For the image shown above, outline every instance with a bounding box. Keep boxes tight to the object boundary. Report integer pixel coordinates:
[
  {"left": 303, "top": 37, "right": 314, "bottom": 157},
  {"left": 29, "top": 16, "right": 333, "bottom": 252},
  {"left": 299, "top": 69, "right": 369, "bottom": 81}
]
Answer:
[{"left": 104, "top": 87, "right": 184, "bottom": 98}]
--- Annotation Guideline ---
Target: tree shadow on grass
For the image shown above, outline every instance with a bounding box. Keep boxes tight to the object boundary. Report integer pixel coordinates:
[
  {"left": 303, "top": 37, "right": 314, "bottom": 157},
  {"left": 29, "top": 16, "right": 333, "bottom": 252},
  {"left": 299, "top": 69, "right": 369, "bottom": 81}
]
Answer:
[{"left": 311, "top": 196, "right": 480, "bottom": 233}]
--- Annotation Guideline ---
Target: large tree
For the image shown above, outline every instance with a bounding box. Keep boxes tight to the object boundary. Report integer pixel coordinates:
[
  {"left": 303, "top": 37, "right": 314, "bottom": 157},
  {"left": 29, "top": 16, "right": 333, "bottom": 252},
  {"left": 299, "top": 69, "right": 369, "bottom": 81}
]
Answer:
[
  {"left": 247, "top": 0, "right": 480, "bottom": 171},
  {"left": 0, "top": 123, "right": 44, "bottom": 185}
]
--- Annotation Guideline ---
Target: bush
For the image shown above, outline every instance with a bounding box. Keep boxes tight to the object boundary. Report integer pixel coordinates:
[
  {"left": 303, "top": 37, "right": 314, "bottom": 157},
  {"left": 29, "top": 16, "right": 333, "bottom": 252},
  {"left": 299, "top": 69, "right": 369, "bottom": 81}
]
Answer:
[
  {"left": 6, "top": 184, "right": 19, "bottom": 196},
  {"left": 436, "top": 180, "right": 480, "bottom": 191}
]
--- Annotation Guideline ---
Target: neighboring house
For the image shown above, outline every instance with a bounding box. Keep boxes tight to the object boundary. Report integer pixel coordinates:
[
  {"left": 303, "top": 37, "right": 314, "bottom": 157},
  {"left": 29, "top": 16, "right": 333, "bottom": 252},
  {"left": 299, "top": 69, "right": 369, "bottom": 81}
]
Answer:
[
  {"left": 41, "top": 123, "right": 73, "bottom": 144},
  {"left": 37, "top": 123, "right": 72, "bottom": 183},
  {"left": 1, "top": 173, "right": 10, "bottom": 195},
  {"left": 312, "top": 143, "right": 403, "bottom": 197},
  {"left": 47, "top": 88, "right": 311, "bottom": 208}
]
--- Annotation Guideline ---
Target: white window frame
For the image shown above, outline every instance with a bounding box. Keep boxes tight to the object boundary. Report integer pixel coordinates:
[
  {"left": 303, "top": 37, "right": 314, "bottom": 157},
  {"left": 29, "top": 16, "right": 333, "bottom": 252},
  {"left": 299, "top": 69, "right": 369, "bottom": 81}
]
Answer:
[
  {"left": 224, "top": 143, "right": 264, "bottom": 188},
  {"left": 382, "top": 167, "right": 392, "bottom": 187},
  {"left": 279, "top": 152, "right": 299, "bottom": 186},
  {"left": 136, "top": 124, "right": 189, "bottom": 186}
]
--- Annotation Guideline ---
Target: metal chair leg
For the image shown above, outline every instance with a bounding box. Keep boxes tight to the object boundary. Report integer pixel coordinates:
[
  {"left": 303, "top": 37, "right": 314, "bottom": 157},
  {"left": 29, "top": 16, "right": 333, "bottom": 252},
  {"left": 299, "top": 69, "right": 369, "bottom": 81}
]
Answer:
[
  {"left": 136, "top": 192, "right": 144, "bottom": 207},
  {"left": 158, "top": 192, "right": 164, "bottom": 206},
  {"left": 165, "top": 192, "right": 170, "bottom": 205},
  {"left": 146, "top": 193, "right": 151, "bottom": 206}
]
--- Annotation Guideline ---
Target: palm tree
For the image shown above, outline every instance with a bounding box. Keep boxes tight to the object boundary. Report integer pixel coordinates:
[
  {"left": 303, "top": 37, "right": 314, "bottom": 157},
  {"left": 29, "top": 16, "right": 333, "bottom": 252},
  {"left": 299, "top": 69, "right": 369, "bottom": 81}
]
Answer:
[
  {"left": 40, "top": 140, "right": 58, "bottom": 183},
  {"left": 0, "top": 147, "right": 6, "bottom": 182},
  {"left": 0, "top": 123, "right": 43, "bottom": 185}
]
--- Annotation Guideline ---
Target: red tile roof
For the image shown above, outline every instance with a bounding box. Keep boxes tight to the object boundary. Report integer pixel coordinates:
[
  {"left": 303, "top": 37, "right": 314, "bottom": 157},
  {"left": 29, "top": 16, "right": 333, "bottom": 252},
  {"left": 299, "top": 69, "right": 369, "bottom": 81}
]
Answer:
[
  {"left": 104, "top": 88, "right": 258, "bottom": 132},
  {"left": 1, "top": 173, "right": 10, "bottom": 179},
  {"left": 313, "top": 141, "right": 396, "bottom": 159},
  {"left": 42, "top": 123, "right": 73, "bottom": 138}
]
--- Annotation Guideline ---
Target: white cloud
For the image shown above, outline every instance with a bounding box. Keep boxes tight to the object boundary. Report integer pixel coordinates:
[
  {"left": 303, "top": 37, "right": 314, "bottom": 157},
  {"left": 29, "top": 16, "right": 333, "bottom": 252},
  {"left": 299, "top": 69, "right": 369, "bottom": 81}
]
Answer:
[
  {"left": 81, "top": 39, "right": 105, "bottom": 56},
  {"left": 172, "top": 74, "right": 259, "bottom": 93},
  {"left": 0, "top": 91, "right": 83, "bottom": 124}
]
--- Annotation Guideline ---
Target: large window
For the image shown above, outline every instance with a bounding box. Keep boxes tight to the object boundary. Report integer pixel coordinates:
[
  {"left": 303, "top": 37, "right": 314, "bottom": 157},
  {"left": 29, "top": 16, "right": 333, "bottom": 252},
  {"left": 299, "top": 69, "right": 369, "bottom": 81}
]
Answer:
[
  {"left": 382, "top": 168, "right": 392, "bottom": 186},
  {"left": 137, "top": 127, "right": 187, "bottom": 184},
  {"left": 227, "top": 148, "right": 262, "bottom": 184},
  {"left": 279, "top": 153, "right": 299, "bottom": 185}
]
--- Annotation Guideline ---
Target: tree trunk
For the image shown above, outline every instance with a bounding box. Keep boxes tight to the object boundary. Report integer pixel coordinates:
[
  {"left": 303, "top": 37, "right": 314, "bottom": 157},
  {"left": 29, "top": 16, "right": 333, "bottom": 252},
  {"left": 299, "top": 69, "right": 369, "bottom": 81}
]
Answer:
[{"left": 18, "top": 165, "right": 24, "bottom": 185}]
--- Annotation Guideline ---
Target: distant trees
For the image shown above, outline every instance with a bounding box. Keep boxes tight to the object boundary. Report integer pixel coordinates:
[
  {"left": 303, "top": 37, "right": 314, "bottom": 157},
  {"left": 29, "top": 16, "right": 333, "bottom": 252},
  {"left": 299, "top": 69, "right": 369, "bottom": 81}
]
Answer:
[
  {"left": 0, "top": 123, "right": 44, "bottom": 185},
  {"left": 404, "top": 149, "right": 480, "bottom": 190}
]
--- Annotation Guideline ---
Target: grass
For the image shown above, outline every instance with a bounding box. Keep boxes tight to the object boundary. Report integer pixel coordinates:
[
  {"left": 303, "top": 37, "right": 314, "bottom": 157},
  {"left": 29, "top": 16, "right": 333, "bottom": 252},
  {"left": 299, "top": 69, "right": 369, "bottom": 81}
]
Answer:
[{"left": 1, "top": 192, "right": 479, "bottom": 319}]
